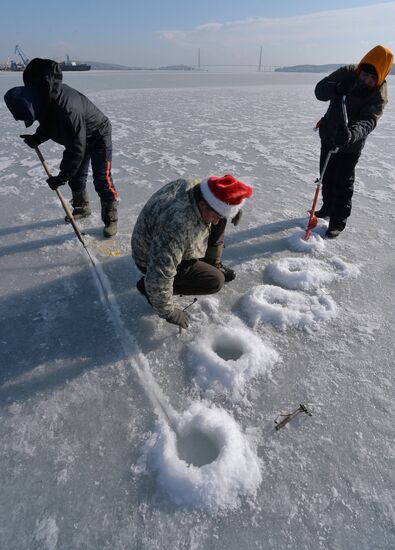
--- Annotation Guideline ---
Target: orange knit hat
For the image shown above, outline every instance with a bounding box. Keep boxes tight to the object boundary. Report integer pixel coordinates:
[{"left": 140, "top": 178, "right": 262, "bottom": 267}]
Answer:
[{"left": 357, "top": 45, "right": 393, "bottom": 86}]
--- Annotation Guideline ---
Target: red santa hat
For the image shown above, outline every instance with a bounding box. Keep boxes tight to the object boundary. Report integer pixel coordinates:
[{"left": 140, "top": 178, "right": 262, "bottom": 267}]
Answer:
[{"left": 200, "top": 174, "right": 253, "bottom": 218}]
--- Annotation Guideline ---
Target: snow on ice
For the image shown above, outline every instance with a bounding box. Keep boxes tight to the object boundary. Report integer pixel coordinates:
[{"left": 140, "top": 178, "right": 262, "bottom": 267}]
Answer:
[
  {"left": 265, "top": 255, "right": 360, "bottom": 291},
  {"left": 1, "top": 71, "right": 394, "bottom": 550},
  {"left": 188, "top": 320, "right": 279, "bottom": 395},
  {"left": 139, "top": 402, "right": 262, "bottom": 510},
  {"left": 240, "top": 284, "right": 337, "bottom": 330},
  {"left": 287, "top": 228, "right": 326, "bottom": 253}
]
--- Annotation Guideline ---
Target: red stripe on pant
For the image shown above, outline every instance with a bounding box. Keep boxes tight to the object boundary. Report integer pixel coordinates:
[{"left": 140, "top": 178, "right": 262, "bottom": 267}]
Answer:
[{"left": 106, "top": 160, "right": 118, "bottom": 200}]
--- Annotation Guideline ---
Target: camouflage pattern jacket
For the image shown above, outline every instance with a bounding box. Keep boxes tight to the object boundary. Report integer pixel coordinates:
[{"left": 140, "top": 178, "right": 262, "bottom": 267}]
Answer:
[{"left": 131, "top": 178, "right": 210, "bottom": 318}]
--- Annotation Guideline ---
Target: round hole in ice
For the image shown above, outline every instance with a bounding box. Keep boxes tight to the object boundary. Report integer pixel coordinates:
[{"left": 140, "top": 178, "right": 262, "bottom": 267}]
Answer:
[
  {"left": 188, "top": 322, "right": 279, "bottom": 394},
  {"left": 212, "top": 337, "right": 244, "bottom": 361},
  {"left": 176, "top": 428, "right": 220, "bottom": 467},
  {"left": 145, "top": 402, "right": 262, "bottom": 509}
]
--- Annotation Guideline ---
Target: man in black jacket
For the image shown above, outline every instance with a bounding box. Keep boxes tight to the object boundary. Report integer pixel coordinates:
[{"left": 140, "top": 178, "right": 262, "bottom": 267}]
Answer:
[
  {"left": 4, "top": 58, "right": 118, "bottom": 238},
  {"left": 314, "top": 45, "right": 393, "bottom": 238}
]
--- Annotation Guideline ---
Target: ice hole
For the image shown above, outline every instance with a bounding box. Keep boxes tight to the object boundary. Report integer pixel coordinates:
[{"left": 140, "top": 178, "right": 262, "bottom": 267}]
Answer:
[
  {"left": 177, "top": 429, "right": 220, "bottom": 467},
  {"left": 189, "top": 322, "right": 279, "bottom": 394},
  {"left": 213, "top": 337, "right": 244, "bottom": 361},
  {"left": 145, "top": 402, "right": 262, "bottom": 509}
]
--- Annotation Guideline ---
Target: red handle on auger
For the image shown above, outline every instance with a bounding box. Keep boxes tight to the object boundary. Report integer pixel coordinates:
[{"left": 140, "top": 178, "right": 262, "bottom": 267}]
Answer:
[
  {"left": 304, "top": 184, "right": 321, "bottom": 241},
  {"left": 303, "top": 96, "right": 348, "bottom": 241},
  {"left": 303, "top": 148, "right": 337, "bottom": 241}
]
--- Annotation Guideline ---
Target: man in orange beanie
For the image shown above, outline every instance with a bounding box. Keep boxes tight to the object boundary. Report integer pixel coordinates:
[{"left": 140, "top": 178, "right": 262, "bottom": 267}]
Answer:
[
  {"left": 314, "top": 44, "right": 393, "bottom": 238},
  {"left": 131, "top": 175, "right": 253, "bottom": 329}
]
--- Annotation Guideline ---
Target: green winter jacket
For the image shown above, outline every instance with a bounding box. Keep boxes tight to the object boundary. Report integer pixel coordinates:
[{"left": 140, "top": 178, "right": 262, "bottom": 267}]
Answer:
[{"left": 131, "top": 179, "right": 210, "bottom": 318}]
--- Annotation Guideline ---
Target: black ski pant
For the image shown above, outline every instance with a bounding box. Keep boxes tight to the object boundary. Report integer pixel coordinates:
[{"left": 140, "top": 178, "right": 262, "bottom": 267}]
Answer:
[
  {"left": 68, "top": 139, "right": 118, "bottom": 202},
  {"left": 320, "top": 146, "right": 361, "bottom": 229}
]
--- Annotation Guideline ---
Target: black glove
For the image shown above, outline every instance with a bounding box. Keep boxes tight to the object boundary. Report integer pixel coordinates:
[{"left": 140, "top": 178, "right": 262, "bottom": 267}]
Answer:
[
  {"left": 334, "top": 126, "right": 352, "bottom": 148},
  {"left": 20, "top": 134, "right": 40, "bottom": 149},
  {"left": 336, "top": 74, "right": 357, "bottom": 96},
  {"left": 46, "top": 175, "right": 66, "bottom": 191},
  {"left": 231, "top": 209, "right": 243, "bottom": 226},
  {"left": 165, "top": 308, "right": 190, "bottom": 329}
]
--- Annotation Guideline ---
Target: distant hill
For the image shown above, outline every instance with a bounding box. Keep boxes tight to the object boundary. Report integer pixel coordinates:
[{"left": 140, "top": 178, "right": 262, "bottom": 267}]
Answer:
[
  {"left": 276, "top": 64, "right": 395, "bottom": 75},
  {"left": 84, "top": 61, "right": 199, "bottom": 71},
  {"left": 157, "top": 64, "right": 200, "bottom": 71},
  {"left": 275, "top": 64, "right": 343, "bottom": 73},
  {"left": 84, "top": 61, "right": 140, "bottom": 70}
]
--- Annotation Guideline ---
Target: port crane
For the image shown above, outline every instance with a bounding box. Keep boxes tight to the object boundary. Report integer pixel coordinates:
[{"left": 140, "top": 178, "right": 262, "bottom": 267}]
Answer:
[{"left": 14, "top": 45, "right": 29, "bottom": 67}]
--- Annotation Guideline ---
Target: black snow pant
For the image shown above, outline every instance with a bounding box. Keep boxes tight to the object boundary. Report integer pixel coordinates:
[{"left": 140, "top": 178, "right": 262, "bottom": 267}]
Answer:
[
  {"left": 68, "top": 138, "right": 118, "bottom": 202},
  {"left": 320, "top": 145, "right": 361, "bottom": 230}
]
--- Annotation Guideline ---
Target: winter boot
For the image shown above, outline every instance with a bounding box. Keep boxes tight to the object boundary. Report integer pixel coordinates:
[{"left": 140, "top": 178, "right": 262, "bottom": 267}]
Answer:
[
  {"left": 101, "top": 200, "right": 118, "bottom": 238},
  {"left": 325, "top": 228, "right": 342, "bottom": 239},
  {"left": 203, "top": 258, "right": 236, "bottom": 282},
  {"left": 314, "top": 206, "right": 330, "bottom": 219},
  {"left": 325, "top": 218, "right": 346, "bottom": 239},
  {"left": 202, "top": 241, "right": 236, "bottom": 283},
  {"left": 65, "top": 190, "right": 91, "bottom": 222},
  {"left": 216, "top": 261, "right": 236, "bottom": 282}
]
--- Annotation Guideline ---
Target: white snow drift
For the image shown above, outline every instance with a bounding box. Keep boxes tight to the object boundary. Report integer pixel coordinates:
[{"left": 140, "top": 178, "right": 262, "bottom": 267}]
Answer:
[
  {"left": 287, "top": 229, "right": 326, "bottom": 253},
  {"left": 265, "top": 257, "right": 334, "bottom": 290},
  {"left": 188, "top": 321, "right": 279, "bottom": 394},
  {"left": 265, "top": 256, "right": 360, "bottom": 290},
  {"left": 142, "top": 402, "right": 262, "bottom": 510},
  {"left": 240, "top": 284, "right": 337, "bottom": 330}
]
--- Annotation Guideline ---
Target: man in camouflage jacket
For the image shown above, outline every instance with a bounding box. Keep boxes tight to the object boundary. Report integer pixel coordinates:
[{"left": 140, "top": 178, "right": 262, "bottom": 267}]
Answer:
[
  {"left": 132, "top": 175, "right": 252, "bottom": 329},
  {"left": 314, "top": 44, "right": 393, "bottom": 238}
]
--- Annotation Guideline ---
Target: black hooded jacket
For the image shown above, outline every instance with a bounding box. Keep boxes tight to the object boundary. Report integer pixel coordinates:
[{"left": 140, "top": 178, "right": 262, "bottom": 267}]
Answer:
[
  {"left": 315, "top": 65, "right": 388, "bottom": 154},
  {"left": 23, "top": 58, "right": 112, "bottom": 180}
]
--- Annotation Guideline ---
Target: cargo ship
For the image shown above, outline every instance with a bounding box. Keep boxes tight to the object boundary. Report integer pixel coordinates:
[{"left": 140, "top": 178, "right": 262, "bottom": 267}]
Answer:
[{"left": 59, "top": 55, "right": 91, "bottom": 72}]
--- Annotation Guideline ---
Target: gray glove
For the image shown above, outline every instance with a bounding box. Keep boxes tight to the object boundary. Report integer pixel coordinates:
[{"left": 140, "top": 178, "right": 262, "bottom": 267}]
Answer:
[
  {"left": 231, "top": 209, "right": 243, "bottom": 226},
  {"left": 165, "top": 308, "right": 190, "bottom": 329}
]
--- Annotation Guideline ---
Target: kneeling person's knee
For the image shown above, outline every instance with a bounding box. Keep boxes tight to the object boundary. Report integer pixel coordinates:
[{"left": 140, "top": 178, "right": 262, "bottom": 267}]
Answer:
[{"left": 207, "top": 269, "right": 225, "bottom": 293}]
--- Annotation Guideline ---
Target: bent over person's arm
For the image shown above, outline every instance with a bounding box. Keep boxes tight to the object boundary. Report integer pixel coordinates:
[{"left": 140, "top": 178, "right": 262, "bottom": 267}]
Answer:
[
  {"left": 144, "top": 225, "right": 187, "bottom": 319},
  {"left": 59, "top": 112, "right": 87, "bottom": 181}
]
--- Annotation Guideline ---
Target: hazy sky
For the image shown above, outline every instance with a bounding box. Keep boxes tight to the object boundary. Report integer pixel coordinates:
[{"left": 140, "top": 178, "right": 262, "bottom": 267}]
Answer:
[{"left": 1, "top": 1, "right": 394, "bottom": 67}]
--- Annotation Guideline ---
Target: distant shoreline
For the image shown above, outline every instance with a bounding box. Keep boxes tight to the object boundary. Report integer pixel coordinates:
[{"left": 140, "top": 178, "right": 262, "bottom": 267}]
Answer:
[{"left": 275, "top": 63, "right": 395, "bottom": 74}]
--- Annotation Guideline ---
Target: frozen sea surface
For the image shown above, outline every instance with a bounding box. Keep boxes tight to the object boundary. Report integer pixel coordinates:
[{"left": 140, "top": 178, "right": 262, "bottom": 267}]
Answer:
[{"left": 0, "top": 71, "right": 394, "bottom": 549}]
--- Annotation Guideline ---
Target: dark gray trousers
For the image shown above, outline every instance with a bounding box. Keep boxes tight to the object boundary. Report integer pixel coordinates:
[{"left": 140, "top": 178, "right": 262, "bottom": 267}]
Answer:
[
  {"left": 173, "top": 260, "right": 225, "bottom": 295},
  {"left": 174, "top": 218, "right": 227, "bottom": 294}
]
